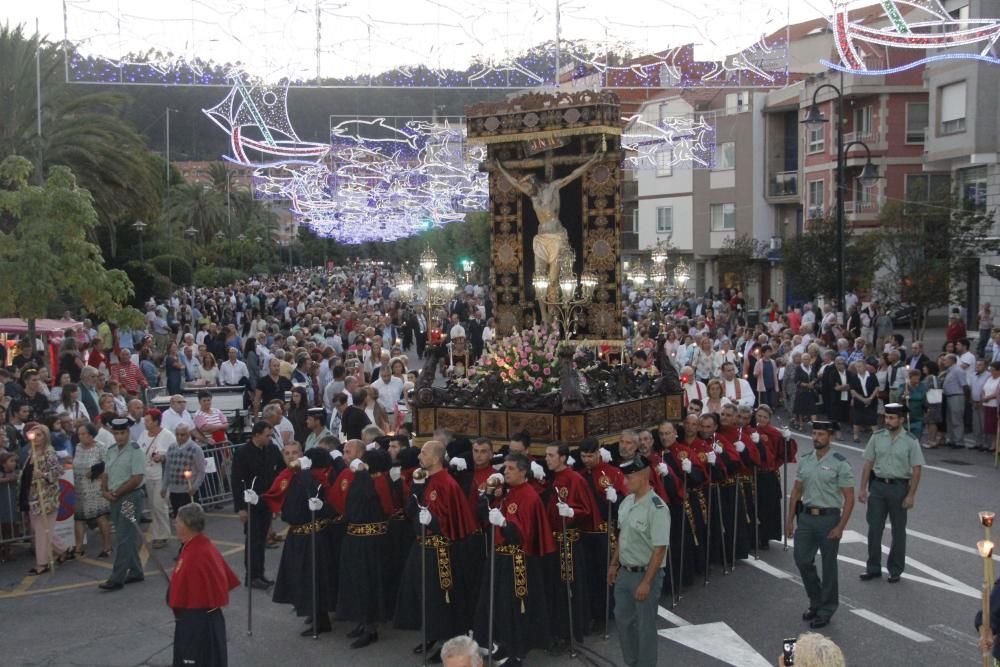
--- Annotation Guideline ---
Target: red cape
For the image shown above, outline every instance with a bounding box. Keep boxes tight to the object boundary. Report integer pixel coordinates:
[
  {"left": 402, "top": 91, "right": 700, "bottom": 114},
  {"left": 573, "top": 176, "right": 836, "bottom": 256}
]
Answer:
[
  {"left": 546, "top": 467, "right": 599, "bottom": 530},
  {"left": 719, "top": 425, "right": 762, "bottom": 472},
  {"left": 169, "top": 533, "right": 240, "bottom": 610},
  {"left": 424, "top": 469, "right": 479, "bottom": 541},
  {"left": 263, "top": 468, "right": 296, "bottom": 514},
  {"left": 467, "top": 466, "right": 496, "bottom": 513},
  {"left": 757, "top": 424, "right": 798, "bottom": 469},
  {"left": 495, "top": 482, "right": 555, "bottom": 557}
]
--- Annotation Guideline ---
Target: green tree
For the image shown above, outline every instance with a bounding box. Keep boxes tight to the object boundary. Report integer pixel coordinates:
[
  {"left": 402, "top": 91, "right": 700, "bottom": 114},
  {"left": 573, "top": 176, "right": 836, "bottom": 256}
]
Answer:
[
  {"left": 0, "top": 24, "right": 164, "bottom": 258},
  {"left": 781, "top": 216, "right": 875, "bottom": 305},
  {"left": 0, "top": 155, "right": 142, "bottom": 347},
  {"left": 716, "top": 234, "right": 767, "bottom": 292},
  {"left": 164, "top": 182, "right": 228, "bottom": 245},
  {"left": 870, "top": 196, "right": 999, "bottom": 340}
]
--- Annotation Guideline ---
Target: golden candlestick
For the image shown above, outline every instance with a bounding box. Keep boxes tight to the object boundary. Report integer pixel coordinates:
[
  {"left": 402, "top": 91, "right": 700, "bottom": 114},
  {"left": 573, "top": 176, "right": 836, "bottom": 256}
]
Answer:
[
  {"left": 184, "top": 469, "right": 194, "bottom": 504},
  {"left": 978, "top": 540, "right": 995, "bottom": 667}
]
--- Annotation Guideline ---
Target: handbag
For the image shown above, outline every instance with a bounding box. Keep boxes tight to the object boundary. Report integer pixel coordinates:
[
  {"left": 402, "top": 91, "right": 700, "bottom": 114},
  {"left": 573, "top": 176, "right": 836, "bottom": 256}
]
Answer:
[{"left": 926, "top": 377, "right": 943, "bottom": 405}]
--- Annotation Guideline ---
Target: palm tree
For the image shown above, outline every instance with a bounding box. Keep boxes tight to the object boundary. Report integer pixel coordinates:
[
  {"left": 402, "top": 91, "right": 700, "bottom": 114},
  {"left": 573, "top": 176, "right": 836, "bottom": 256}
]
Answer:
[
  {"left": 0, "top": 24, "right": 163, "bottom": 257},
  {"left": 164, "top": 182, "right": 228, "bottom": 245}
]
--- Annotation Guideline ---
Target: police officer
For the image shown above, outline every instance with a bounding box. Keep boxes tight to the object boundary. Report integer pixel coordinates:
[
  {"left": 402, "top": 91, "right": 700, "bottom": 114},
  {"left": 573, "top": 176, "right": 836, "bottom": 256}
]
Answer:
[
  {"left": 858, "top": 403, "right": 924, "bottom": 583},
  {"left": 607, "top": 456, "right": 669, "bottom": 667},
  {"left": 99, "top": 417, "right": 146, "bottom": 591},
  {"left": 785, "top": 420, "right": 855, "bottom": 629}
]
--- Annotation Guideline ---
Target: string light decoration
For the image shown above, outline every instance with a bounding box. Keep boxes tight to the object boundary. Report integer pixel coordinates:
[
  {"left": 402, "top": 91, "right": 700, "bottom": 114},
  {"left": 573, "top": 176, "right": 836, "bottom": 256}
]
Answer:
[
  {"left": 822, "top": 0, "right": 1000, "bottom": 74},
  {"left": 621, "top": 113, "right": 716, "bottom": 170},
  {"left": 64, "top": 0, "right": 791, "bottom": 89}
]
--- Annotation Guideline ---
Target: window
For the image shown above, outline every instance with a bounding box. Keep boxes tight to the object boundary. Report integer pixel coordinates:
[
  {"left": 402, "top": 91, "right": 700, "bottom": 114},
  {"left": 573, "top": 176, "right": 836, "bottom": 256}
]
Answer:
[
  {"left": 725, "top": 91, "right": 749, "bottom": 114},
  {"left": 656, "top": 207, "right": 673, "bottom": 234},
  {"left": 807, "top": 124, "right": 824, "bottom": 153},
  {"left": 853, "top": 106, "right": 872, "bottom": 137},
  {"left": 949, "top": 4, "right": 970, "bottom": 20},
  {"left": 856, "top": 181, "right": 873, "bottom": 205},
  {"left": 940, "top": 81, "right": 967, "bottom": 134},
  {"left": 655, "top": 148, "right": 673, "bottom": 177},
  {"left": 807, "top": 180, "right": 824, "bottom": 217},
  {"left": 710, "top": 203, "right": 736, "bottom": 231},
  {"left": 905, "top": 173, "right": 951, "bottom": 205},
  {"left": 630, "top": 209, "right": 639, "bottom": 234},
  {"left": 906, "top": 102, "right": 929, "bottom": 143},
  {"left": 959, "top": 166, "right": 987, "bottom": 211},
  {"left": 714, "top": 141, "right": 735, "bottom": 170}
]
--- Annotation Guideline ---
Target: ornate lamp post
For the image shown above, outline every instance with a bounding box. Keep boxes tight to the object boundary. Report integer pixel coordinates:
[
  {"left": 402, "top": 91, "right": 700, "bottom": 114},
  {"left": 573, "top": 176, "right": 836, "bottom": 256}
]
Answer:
[
  {"left": 533, "top": 254, "right": 598, "bottom": 338},
  {"left": 133, "top": 220, "right": 147, "bottom": 262}
]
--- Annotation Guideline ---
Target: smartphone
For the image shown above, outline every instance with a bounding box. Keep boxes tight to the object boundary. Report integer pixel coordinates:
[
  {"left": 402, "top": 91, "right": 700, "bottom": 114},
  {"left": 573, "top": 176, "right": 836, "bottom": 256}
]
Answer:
[{"left": 782, "top": 638, "right": 796, "bottom": 666}]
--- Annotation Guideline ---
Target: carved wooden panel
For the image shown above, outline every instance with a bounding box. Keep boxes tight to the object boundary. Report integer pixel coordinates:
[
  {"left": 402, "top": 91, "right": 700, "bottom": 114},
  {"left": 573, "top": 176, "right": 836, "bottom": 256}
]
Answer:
[
  {"left": 559, "top": 415, "right": 586, "bottom": 444},
  {"left": 508, "top": 411, "right": 554, "bottom": 442},
  {"left": 666, "top": 394, "right": 683, "bottom": 422},
  {"left": 435, "top": 408, "right": 480, "bottom": 437},
  {"left": 416, "top": 407, "right": 436, "bottom": 436},
  {"left": 607, "top": 400, "right": 642, "bottom": 435},
  {"left": 585, "top": 409, "right": 609, "bottom": 437},
  {"left": 480, "top": 409, "right": 508, "bottom": 439},
  {"left": 642, "top": 397, "right": 666, "bottom": 426}
]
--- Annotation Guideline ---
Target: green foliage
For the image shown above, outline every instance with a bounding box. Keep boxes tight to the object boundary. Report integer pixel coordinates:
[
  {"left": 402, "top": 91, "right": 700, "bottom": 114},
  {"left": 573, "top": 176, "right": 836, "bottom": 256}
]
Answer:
[
  {"left": 193, "top": 266, "right": 248, "bottom": 287},
  {"left": 149, "top": 254, "right": 193, "bottom": 286},
  {"left": 871, "top": 196, "right": 999, "bottom": 337},
  {"left": 123, "top": 260, "right": 173, "bottom": 304},
  {"left": 716, "top": 234, "right": 767, "bottom": 291},
  {"left": 781, "top": 217, "right": 875, "bottom": 303},
  {"left": 0, "top": 155, "right": 142, "bottom": 332}
]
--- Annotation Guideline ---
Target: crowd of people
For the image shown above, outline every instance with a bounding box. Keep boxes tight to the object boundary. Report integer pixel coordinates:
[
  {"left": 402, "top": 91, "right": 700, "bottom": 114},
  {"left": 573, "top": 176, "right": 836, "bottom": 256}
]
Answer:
[{"left": 0, "top": 261, "right": 993, "bottom": 666}]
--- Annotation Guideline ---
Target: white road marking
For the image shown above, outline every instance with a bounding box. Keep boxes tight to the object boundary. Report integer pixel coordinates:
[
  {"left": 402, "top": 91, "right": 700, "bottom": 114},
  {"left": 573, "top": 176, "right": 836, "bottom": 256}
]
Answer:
[
  {"left": 658, "top": 621, "right": 772, "bottom": 667},
  {"left": 745, "top": 558, "right": 794, "bottom": 579},
  {"left": 906, "top": 527, "right": 999, "bottom": 559},
  {"left": 928, "top": 624, "right": 981, "bottom": 647},
  {"left": 836, "top": 554, "right": 979, "bottom": 599},
  {"left": 875, "top": 545, "right": 980, "bottom": 595},
  {"left": 850, "top": 609, "right": 933, "bottom": 642},
  {"left": 657, "top": 605, "right": 691, "bottom": 626}
]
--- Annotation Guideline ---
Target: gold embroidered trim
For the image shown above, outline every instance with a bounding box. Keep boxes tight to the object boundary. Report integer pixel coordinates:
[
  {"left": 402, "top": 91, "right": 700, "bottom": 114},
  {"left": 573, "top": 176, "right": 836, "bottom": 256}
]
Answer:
[
  {"left": 346, "top": 521, "right": 388, "bottom": 537},
  {"left": 289, "top": 518, "right": 333, "bottom": 536}
]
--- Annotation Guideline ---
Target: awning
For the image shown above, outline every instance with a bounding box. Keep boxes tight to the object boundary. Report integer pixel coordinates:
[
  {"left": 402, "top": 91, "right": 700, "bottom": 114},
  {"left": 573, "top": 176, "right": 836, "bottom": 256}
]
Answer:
[{"left": 0, "top": 318, "right": 84, "bottom": 335}]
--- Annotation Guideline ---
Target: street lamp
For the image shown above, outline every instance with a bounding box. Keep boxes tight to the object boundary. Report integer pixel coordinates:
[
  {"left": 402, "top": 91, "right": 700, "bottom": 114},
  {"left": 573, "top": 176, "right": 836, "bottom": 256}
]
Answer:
[
  {"left": 674, "top": 260, "right": 690, "bottom": 291},
  {"left": 184, "top": 226, "right": 197, "bottom": 283},
  {"left": 396, "top": 269, "right": 414, "bottom": 299},
  {"left": 461, "top": 258, "right": 475, "bottom": 284},
  {"left": 533, "top": 254, "right": 598, "bottom": 337},
  {"left": 420, "top": 246, "right": 437, "bottom": 274},
  {"left": 133, "top": 220, "right": 147, "bottom": 262},
  {"left": 237, "top": 233, "right": 246, "bottom": 271},
  {"left": 801, "top": 81, "right": 880, "bottom": 319}
]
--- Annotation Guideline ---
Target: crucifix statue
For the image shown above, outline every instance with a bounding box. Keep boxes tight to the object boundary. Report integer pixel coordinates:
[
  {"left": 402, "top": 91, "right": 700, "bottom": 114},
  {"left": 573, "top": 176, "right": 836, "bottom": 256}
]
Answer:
[{"left": 489, "top": 148, "right": 602, "bottom": 324}]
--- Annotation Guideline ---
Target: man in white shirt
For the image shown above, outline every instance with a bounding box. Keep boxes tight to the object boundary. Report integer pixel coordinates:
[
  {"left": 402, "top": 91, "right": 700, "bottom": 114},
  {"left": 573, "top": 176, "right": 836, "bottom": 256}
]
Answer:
[
  {"left": 371, "top": 365, "right": 404, "bottom": 417},
  {"left": 263, "top": 403, "right": 294, "bottom": 448},
  {"left": 721, "top": 361, "right": 756, "bottom": 409},
  {"left": 680, "top": 366, "right": 708, "bottom": 410},
  {"left": 801, "top": 303, "right": 816, "bottom": 330},
  {"left": 139, "top": 408, "right": 176, "bottom": 548},
  {"left": 180, "top": 346, "right": 203, "bottom": 381},
  {"left": 160, "top": 395, "right": 196, "bottom": 433},
  {"left": 219, "top": 347, "right": 250, "bottom": 387}
]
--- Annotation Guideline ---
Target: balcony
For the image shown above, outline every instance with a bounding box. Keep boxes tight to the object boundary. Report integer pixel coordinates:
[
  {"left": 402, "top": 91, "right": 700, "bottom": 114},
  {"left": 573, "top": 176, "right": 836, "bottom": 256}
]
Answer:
[
  {"left": 844, "top": 130, "right": 881, "bottom": 146},
  {"left": 843, "top": 199, "right": 878, "bottom": 214},
  {"left": 767, "top": 171, "right": 798, "bottom": 200}
]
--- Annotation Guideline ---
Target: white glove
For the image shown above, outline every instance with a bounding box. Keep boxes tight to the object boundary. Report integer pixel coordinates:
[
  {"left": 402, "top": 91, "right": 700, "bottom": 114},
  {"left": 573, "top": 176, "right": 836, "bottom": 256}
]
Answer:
[
  {"left": 656, "top": 462, "right": 668, "bottom": 476},
  {"left": 450, "top": 457, "right": 468, "bottom": 471},
  {"left": 307, "top": 497, "right": 323, "bottom": 512},
  {"left": 297, "top": 456, "right": 312, "bottom": 470},
  {"left": 736, "top": 442, "right": 746, "bottom": 453},
  {"left": 707, "top": 451, "right": 717, "bottom": 465},
  {"left": 599, "top": 448, "right": 612, "bottom": 463},
  {"left": 566, "top": 456, "right": 576, "bottom": 468},
  {"left": 488, "top": 508, "right": 506, "bottom": 527},
  {"left": 557, "top": 502, "right": 575, "bottom": 518},
  {"left": 349, "top": 458, "right": 363, "bottom": 472},
  {"left": 782, "top": 427, "right": 792, "bottom": 440},
  {"left": 681, "top": 458, "right": 693, "bottom": 473},
  {"left": 712, "top": 442, "right": 723, "bottom": 455},
  {"left": 605, "top": 487, "right": 618, "bottom": 503},
  {"left": 530, "top": 461, "right": 545, "bottom": 480},
  {"left": 750, "top": 432, "right": 760, "bottom": 443},
  {"left": 243, "top": 489, "right": 259, "bottom": 506},
  {"left": 418, "top": 508, "right": 432, "bottom": 526},
  {"left": 365, "top": 442, "right": 378, "bottom": 451},
  {"left": 488, "top": 473, "right": 505, "bottom": 487},
  {"left": 330, "top": 449, "right": 343, "bottom": 460},
  {"left": 389, "top": 466, "right": 401, "bottom": 482}
]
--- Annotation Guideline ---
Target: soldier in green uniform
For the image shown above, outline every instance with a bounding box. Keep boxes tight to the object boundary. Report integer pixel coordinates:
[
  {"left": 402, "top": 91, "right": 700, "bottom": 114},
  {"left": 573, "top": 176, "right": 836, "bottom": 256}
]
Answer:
[
  {"left": 607, "top": 456, "right": 670, "bottom": 667},
  {"left": 99, "top": 417, "right": 147, "bottom": 591},
  {"left": 858, "top": 403, "right": 924, "bottom": 583},
  {"left": 786, "top": 420, "right": 855, "bottom": 629}
]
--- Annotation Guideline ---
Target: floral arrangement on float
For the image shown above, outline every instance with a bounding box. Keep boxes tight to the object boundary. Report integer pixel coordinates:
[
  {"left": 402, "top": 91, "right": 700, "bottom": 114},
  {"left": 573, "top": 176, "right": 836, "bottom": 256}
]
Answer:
[{"left": 466, "top": 324, "right": 581, "bottom": 393}]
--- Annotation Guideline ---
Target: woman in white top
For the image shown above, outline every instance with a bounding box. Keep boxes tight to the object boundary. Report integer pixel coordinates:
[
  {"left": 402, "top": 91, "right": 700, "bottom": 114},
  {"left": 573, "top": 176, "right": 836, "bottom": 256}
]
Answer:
[
  {"left": 982, "top": 361, "right": 1000, "bottom": 452},
  {"left": 57, "top": 384, "right": 90, "bottom": 422},
  {"left": 701, "top": 379, "right": 731, "bottom": 416},
  {"left": 690, "top": 337, "right": 718, "bottom": 383},
  {"left": 481, "top": 317, "right": 496, "bottom": 351}
]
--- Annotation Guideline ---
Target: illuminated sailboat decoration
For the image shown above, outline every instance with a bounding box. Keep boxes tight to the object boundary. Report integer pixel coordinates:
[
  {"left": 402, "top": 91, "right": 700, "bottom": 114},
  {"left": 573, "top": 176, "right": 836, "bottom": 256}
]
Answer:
[
  {"left": 203, "top": 73, "right": 329, "bottom": 168},
  {"left": 823, "top": 0, "right": 1000, "bottom": 74}
]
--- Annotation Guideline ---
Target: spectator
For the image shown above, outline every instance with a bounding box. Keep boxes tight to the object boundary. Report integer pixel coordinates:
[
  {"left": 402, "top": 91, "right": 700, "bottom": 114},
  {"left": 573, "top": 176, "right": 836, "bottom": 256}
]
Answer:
[
  {"left": 72, "top": 423, "right": 112, "bottom": 558},
  {"left": 161, "top": 395, "right": 196, "bottom": 434},
  {"left": 219, "top": 346, "right": 250, "bottom": 388},
  {"left": 199, "top": 353, "right": 219, "bottom": 386},
  {"left": 193, "top": 391, "right": 229, "bottom": 445},
  {"left": 20, "top": 424, "right": 71, "bottom": 574},
  {"left": 111, "top": 348, "right": 149, "bottom": 399},
  {"left": 440, "top": 635, "right": 483, "bottom": 667},
  {"left": 0, "top": 450, "right": 21, "bottom": 561},
  {"left": 778, "top": 633, "right": 845, "bottom": 667},
  {"left": 163, "top": 424, "right": 206, "bottom": 514},
  {"left": 942, "top": 354, "right": 969, "bottom": 448},
  {"left": 138, "top": 408, "right": 175, "bottom": 548},
  {"left": 946, "top": 309, "right": 967, "bottom": 344}
]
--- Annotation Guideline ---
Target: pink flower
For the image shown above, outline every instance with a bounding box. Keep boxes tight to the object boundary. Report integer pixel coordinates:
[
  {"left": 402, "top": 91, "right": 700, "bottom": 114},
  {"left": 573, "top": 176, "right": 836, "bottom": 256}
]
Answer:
[
  {"left": 499, "top": 371, "right": 507, "bottom": 380},
  {"left": 531, "top": 364, "right": 540, "bottom": 372},
  {"left": 543, "top": 367, "right": 551, "bottom": 376},
  {"left": 546, "top": 353, "right": 555, "bottom": 361},
  {"left": 534, "top": 379, "right": 543, "bottom": 389}
]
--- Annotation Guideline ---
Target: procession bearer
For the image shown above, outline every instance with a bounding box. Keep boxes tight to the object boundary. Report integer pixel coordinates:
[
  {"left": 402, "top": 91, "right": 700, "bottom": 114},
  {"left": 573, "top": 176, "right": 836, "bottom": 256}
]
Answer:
[
  {"left": 858, "top": 403, "right": 924, "bottom": 583},
  {"left": 786, "top": 420, "right": 855, "bottom": 629}
]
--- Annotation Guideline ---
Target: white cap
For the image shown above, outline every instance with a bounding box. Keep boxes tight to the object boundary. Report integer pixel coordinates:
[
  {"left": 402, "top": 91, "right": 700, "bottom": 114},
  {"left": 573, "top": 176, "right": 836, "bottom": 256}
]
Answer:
[{"left": 450, "top": 324, "right": 466, "bottom": 339}]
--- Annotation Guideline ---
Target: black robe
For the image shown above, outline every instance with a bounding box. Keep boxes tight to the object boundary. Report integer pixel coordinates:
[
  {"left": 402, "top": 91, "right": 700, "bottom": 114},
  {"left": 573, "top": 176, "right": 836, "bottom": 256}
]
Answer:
[{"left": 336, "top": 471, "right": 392, "bottom": 625}]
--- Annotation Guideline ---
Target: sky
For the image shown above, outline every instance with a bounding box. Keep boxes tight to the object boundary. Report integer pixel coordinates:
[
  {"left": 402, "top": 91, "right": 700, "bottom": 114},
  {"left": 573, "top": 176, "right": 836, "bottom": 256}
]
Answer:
[{"left": 6, "top": 0, "right": 834, "bottom": 85}]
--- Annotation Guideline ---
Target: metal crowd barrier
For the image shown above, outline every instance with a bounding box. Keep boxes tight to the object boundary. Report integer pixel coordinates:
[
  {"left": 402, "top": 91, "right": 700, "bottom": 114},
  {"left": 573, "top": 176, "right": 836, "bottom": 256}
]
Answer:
[
  {"left": 0, "top": 480, "right": 28, "bottom": 550},
  {"left": 196, "top": 440, "right": 240, "bottom": 510}
]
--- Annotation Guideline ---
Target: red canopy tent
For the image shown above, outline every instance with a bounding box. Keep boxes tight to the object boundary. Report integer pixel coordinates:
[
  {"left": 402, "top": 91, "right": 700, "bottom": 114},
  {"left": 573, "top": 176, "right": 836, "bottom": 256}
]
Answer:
[{"left": 0, "top": 318, "right": 83, "bottom": 335}]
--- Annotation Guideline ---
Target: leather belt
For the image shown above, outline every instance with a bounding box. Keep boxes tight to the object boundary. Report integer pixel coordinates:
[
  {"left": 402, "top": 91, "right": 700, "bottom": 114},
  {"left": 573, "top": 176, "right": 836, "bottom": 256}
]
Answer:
[
  {"left": 619, "top": 564, "right": 645, "bottom": 573},
  {"left": 874, "top": 477, "right": 909, "bottom": 485},
  {"left": 801, "top": 507, "right": 839, "bottom": 516}
]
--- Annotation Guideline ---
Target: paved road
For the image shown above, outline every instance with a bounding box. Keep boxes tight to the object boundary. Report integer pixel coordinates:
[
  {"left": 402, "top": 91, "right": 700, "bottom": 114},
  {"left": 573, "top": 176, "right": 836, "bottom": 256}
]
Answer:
[{"left": 2, "top": 424, "right": 997, "bottom": 666}]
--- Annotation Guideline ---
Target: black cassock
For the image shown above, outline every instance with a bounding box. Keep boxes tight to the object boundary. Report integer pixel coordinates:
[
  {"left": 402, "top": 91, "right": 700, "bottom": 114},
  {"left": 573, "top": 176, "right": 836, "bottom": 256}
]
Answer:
[
  {"left": 271, "top": 469, "right": 339, "bottom": 619},
  {"left": 336, "top": 470, "right": 393, "bottom": 625}
]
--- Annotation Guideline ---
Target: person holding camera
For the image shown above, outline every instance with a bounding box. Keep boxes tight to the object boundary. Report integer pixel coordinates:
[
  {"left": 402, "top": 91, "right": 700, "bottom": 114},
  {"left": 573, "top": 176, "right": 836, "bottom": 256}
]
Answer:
[{"left": 785, "top": 420, "right": 855, "bottom": 629}]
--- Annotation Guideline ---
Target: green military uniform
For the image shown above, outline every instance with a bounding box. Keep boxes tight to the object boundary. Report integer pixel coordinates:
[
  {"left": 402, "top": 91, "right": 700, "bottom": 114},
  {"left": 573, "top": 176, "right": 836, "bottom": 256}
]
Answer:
[
  {"left": 862, "top": 427, "right": 924, "bottom": 578},
  {"left": 794, "top": 448, "right": 854, "bottom": 623},
  {"left": 615, "top": 482, "right": 670, "bottom": 667},
  {"left": 104, "top": 440, "right": 146, "bottom": 586},
  {"left": 304, "top": 427, "right": 333, "bottom": 451}
]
